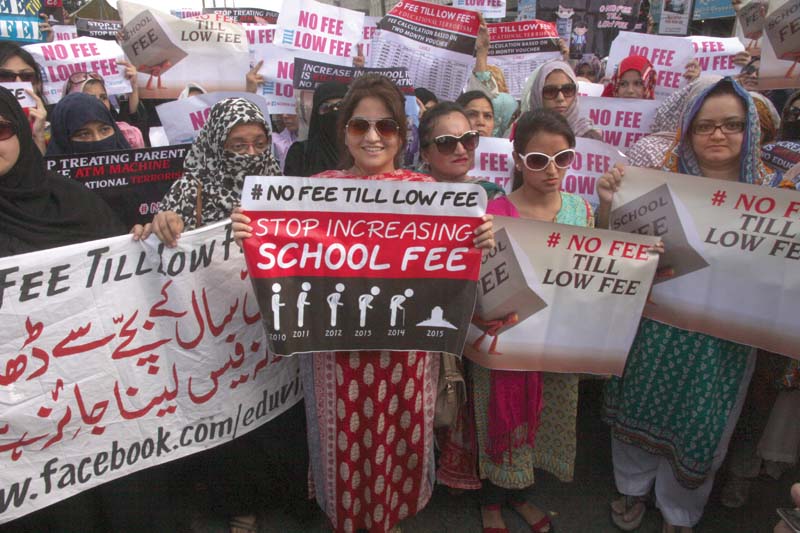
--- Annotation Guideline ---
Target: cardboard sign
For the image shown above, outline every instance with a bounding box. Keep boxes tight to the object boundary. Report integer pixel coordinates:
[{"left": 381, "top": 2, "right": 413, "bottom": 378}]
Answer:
[
  {"left": 155, "top": 92, "right": 273, "bottom": 145},
  {"left": 738, "top": 0, "right": 768, "bottom": 40},
  {"left": 689, "top": 36, "right": 745, "bottom": 77},
  {"left": 454, "top": 0, "right": 506, "bottom": 20},
  {"left": 0, "top": 0, "right": 41, "bottom": 43},
  {"left": 0, "top": 222, "right": 302, "bottom": 525},
  {"left": 118, "top": 1, "right": 250, "bottom": 99},
  {"left": 607, "top": 31, "right": 694, "bottom": 99},
  {"left": 274, "top": 0, "right": 364, "bottom": 59},
  {"left": 562, "top": 137, "right": 629, "bottom": 210},
  {"left": 610, "top": 167, "right": 800, "bottom": 357},
  {"left": 76, "top": 18, "right": 123, "bottom": 40},
  {"left": 464, "top": 216, "right": 659, "bottom": 375},
  {"left": 241, "top": 176, "right": 486, "bottom": 357},
  {"left": 45, "top": 145, "right": 190, "bottom": 227},
  {"left": 659, "top": 0, "right": 694, "bottom": 35},
  {"left": 368, "top": 0, "right": 480, "bottom": 101},
  {"left": 471, "top": 136, "right": 515, "bottom": 194},
  {"left": 758, "top": 0, "right": 800, "bottom": 90},
  {"left": 486, "top": 20, "right": 561, "bottom": 98},
  {"left": 580, "top": 96, "right": 660, "bottom": 150},
  {"left": 0, "top": 81, "right": 36, "bottom": 108},
  {"left": 51, "top": 24, "right": 78, "bottom": 41},
  {"left": 24, "top": 37, "right": 131, "bottom": 104}
]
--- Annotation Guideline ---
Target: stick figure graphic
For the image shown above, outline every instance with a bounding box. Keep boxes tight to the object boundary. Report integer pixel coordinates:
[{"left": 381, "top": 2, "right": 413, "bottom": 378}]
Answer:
[
  {"left": 389, "top": 288, "right": 414, "bottom": 327},
  {"left": 358, "top": 286, "right": 381, "bottom": 328},
  {"left": 297, "top": 282, "right": 311, "bottom": 328},
  {"left": 271, "top": 283, "right": 285, "bottom": 331},
  {"left": 326, "top": 283, "right": 345, "bottom": 327}
]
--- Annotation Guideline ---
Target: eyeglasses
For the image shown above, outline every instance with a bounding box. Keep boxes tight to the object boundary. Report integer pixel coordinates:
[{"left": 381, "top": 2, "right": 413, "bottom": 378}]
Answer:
[
  {"left": 0, "top": 69, "right": 37, "bottom": 83},
  {"left": 691, "top": 120, "right": 746, "bottom": 136},
  {"left": 345, "top": 118, "right": 399, "bottom": 138},
  {"left": 68, "top": 71, "right": 103, "bottom": 84},
  {"left": 318, "top": 101, "right": 341, "bottom": 115},
  {"left": 425, "top": 131, "right": 480, "bottom": 155},
  {"left": 519, "top": 148, "right": 576, "bottom": 171},
  {"left": 541, "top": 83, "right": 577, "bottom": 100},
  {"left": 0, "top": 121, "right": 17, "bottom": 141},
  {"left": 225, "top": 138, "right": 271, "bottom": 154}
]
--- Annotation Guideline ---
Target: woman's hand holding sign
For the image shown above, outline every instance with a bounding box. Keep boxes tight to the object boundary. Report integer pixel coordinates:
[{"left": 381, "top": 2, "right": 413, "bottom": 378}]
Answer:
[{"left": 597, "top": 163, "right": 625, "bottom": 229}]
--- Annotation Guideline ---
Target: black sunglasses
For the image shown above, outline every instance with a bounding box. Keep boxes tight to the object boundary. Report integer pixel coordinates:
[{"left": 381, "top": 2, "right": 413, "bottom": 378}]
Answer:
[
  {"left": 0, "top": 69, "right": 37, "bottom": 83},
  {"left": 426, "top": 130, "right": 480, "bottom": 155},
  {"left": 542, "top": 83, "right": 577, "bottom": 100},
  {"left": 346, "top": 118, "right": 399, "bottom": 138},
  {"left": 0, "top": 121, "right": 17, "bottom": 141}
]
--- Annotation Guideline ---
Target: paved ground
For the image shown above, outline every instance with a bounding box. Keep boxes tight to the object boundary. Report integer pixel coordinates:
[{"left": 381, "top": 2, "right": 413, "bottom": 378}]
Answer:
[{"left": 4, "top": 380, "right": 796, "bottom": 532}]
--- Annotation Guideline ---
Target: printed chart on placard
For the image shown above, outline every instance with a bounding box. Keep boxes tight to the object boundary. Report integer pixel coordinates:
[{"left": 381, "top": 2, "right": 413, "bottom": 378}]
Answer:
[
  {"left": 369, "top": 31, "right": 473, "bottom": 101},
  {"left": 491, "top": 52, "right": 559, "bottom": 98}
]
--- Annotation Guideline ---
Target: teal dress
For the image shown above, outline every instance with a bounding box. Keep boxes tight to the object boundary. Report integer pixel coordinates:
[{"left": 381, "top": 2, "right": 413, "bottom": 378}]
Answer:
[{"left": 603, "top": 319, "right": 752, "bottom": 488}]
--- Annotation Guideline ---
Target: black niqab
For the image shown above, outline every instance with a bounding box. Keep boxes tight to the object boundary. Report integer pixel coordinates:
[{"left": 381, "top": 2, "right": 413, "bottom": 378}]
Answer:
[
  {"left": 0, "top": 87, "right": 125, "bottom": 257},
  {"left": 46, "top": 92, "right": 131, "bottom": 156}
]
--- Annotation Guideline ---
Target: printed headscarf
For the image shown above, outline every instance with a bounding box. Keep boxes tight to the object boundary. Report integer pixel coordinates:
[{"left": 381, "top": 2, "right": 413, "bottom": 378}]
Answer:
[
  {"left": 46, "top": 92, "right": 131, "bottom": 155},
  {"left": 663, "top": 77, "right": 772, "bottom": 185},
  {"left": 160, "top": 97, "right": 281, "bottom": 229},
  {"left": 601, "top": 55, "right": 656, "bottom": 100},
  {"left": 521, "top": 59, "right": 595, "bottom": 137}
]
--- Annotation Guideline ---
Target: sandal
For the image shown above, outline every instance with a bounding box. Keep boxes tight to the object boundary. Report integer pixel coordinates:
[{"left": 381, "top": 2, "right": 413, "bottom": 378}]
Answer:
[
  {"left": 481, "top": 503, "right": 509, "bottom": 533},
  {"left": 610, "top": 495, "right": 646, "bottom": 531},
  {"left": 510, "top": 500, "right": 553, "bottom": 533},
  {"left": 230, "top": 514, "right": 258, "bottom": 533}
]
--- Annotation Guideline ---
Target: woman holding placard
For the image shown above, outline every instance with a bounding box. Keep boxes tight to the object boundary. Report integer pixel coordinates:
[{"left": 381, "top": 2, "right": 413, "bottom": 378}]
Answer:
[
  {"left": 601, "top": 56, "right": 657, "bottom": 100},
  {"left": 233, "top": 75, "right": 495, "bottom": 533},
  {"left": 597, "top": 78, "right": 773, "bottom": 532},
  {"left": 521, "top": 59, "right": 602, "bottom": 141},
  {"left": 0, "top": 42, "right": 49, "bottom": 154}
]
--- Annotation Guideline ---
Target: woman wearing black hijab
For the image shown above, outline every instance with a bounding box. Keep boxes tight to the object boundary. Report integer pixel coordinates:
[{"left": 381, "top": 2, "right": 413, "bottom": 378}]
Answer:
[
  {"left": 283, "top": 81, "right": 348, "bottom": 176},
  {"left": 45, "top": 92, "right": 131, "bottom": 156},
  {"left": 0, "top": 87, "right": 125, "bottom": 257}
]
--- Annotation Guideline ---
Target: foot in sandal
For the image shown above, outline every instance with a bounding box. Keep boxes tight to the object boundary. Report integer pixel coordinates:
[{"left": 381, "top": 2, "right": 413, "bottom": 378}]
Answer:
[
  {"left": 610, "top": 495, "right": 647, "bottom": 531},
  {"left": 481, "top": 504, "right": 509, "bottom": 533},
  {"left": 510, "top": 499, "right": 553, "bottom": 532}
]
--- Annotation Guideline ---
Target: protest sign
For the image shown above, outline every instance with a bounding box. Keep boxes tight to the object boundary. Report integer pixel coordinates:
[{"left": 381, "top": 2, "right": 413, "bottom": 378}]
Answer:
[
  {"left": 240, "top": 176, "right": 486, "bottom": 357},
  {"left": 0, "top": 221, "right": 302, "bottom": 524},
  {"left": 292, "top": 58, "right": 414, "bottom": 94},
  {"left": 758, "top": 0, "right": 800, "bottom": 90},
  {"left": 368, "top": 0, "right": 480, "bottom": 101},
  {"left": 689, "top": 36, "right": 745, "bottom": 77},
  {"left": 693, "top": 0, "right": 735, "bottom": 19},
  {"left": 593, "top": 0, "right": 642, "bottom": 31},
  {"left": 610, "top": 167, "right": 800, "bottom": 358},
  {"left": 170, "top": 8, "right": 201, "bottom": 19},
  {"left": 454, "top": 0, "right": 506, "bottom": 20},
  {"left": 274, "top": 0, "right": 364, "bottom": 59},
  {"left": 44, "top": 145, "right": 189, "bottom": 227},
  {"left": 578, "top": 80, "right": 604, "bottom": 96},
  {"left": 0, "top": 81, "right": 36, "bottom": 108},
  {"left": 580, "top": 96, "right": 660, "bottom": 150},
  {"left": 738, "top": 0, "right": 768, "bottom": 44},
  {"left": 51, "top": 24, "right": 78, "bottom": 41},
  {"left": 23, "top": 37, "right": 131, "bottom": 104},
  {"left": 117, "top": 1, "right": 250, "bottom": 99},
  {"left": 607, "top": 31, "right": 694, "bottom": 99},
  {"left": 464, "top": 216, "right": 659, "bottom": 375},
  {"left": 253, "top": 45, "right": 349, "bottom": 114},
  {"left": 359, "top": 15, "right": 379, "bottom": 62},
  {"left": 486, "top": 20, "right": 561, "bottom": 99},
  {"left": 563, "top": 137, "right": 628, "bottom": 210},
  {"left": 471, "top": 136, "right": 515, "bottom": 194},
  {"left": 76, "top": 18, "right": 123, "bottom": 40},
  {"left": 155, "top": 92, "right": 273, "bottom": 145},
  {"left": 203, "top": 5, "right": 280, "bottom": 24},
  {"left": 245, "top": 23, "right": 277, "bottom": 68},
  {"left": 658, "top": 0, "right": 694, "bottom": 35},
  {"left": 0, "top": 0, "right": 41, "bottom": 43}
]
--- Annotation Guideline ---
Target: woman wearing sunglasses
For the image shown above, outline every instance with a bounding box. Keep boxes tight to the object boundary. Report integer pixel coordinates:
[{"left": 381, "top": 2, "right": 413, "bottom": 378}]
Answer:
[
  {"left": 62, "top": 66, "right": 146, "bottom": 149},
  {"left": 235, "top": 75, "right": 494, "bottom": 533},
  {"left": 521, "top": 59, "right": 601, "bottom": 141},
  {"left": 0, "top": 42, "right": 49, "bottom": 154},
  {"left": 464, "top": 109, "right": 592, "bottom": 533},
  {"left": 599, "top": 78, "right": 772, "bottom": 533}
]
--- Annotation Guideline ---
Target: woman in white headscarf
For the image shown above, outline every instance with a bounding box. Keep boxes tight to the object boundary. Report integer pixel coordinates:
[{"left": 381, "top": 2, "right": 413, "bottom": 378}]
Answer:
[{"left": 521, "top": 59, "right": 601, "bottom": 140}]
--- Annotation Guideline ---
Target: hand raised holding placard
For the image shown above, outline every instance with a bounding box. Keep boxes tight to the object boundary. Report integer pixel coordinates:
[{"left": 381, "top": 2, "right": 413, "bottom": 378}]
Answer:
[{"left": 596, "top": 163, "right": 625, "bottom": 229}]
